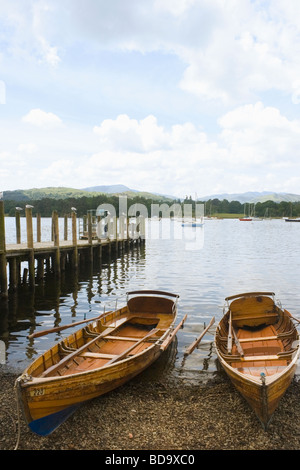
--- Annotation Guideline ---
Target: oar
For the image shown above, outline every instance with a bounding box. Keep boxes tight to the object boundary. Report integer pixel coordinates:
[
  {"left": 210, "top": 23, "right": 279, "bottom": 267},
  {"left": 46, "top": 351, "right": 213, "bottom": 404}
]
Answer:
[
  {"left": 184, "top": 316, "right": 215, "bottom": 356},
  {"left": 106, "top": 328, "right": 159, "bottom": 365},
  {"left": 160, "top": 314, "right": 188, "bottom": 351},
  {"left": 28, "top": 312, "right": 111, "bottom": 339},
  {"left": 227, "top": 311, "right": 233, "bottom": 354},
  {"left": 232, "top": 325, "right": 244, "bottom": 357}
]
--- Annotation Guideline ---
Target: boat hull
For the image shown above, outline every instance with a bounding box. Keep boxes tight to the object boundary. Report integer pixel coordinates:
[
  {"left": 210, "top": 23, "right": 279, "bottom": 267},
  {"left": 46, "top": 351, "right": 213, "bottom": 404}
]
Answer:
[
  {"left": 18, "top": 344, "right": 162, "bottom": 435},
  {"left": 17, "top": 290, "right": 181, "bottom": 435},
  {"left": 215, "top": 292, "right": 300, "bottom": 429},
  {"left": 181, "top": 223, "right": 204, "bottom": 227},
  {"left": 217, "top": 354, "right": 298, "bottom": 429}
]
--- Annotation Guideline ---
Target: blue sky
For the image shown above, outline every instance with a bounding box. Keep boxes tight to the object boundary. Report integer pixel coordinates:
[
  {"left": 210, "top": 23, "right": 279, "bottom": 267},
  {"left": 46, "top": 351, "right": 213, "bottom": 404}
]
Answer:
[{"left": 1, "top": 0, "right": 300, "bottom": 198}]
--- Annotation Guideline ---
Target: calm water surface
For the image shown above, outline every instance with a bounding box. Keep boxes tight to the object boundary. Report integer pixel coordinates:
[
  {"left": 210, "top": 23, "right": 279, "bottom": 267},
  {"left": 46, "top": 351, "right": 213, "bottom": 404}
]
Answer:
[{"left": 1, "top": 217, "right": 300, "bottom": 381}]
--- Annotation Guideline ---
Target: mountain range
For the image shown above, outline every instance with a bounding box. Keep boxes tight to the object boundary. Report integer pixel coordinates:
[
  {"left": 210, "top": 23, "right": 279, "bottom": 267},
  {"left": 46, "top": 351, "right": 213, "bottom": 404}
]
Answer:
[
  {"left": 198, "top": 191, "right": 300, "bottom": 203},
  {"left": 2, "top": 186, "right": 300, "bottom": 204},
  {"left": 2, "top": 185, "right": 175, "bottom": 202}
]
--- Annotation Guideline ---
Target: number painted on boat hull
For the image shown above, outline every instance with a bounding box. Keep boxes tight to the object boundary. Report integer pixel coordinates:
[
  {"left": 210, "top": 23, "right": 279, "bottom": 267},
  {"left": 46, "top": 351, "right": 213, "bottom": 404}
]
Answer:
[{"left": 30, "top": 388, "right": 45, "bottom": 397}]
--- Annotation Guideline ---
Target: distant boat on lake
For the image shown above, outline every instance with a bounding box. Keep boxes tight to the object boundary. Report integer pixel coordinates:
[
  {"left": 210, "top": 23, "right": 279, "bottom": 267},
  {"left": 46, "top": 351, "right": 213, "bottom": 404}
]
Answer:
[
  {"left": 239, "top": 203, "right": 262, "bottom": 221},
  {"left": 182, "top": 219, "right": 204, "bottom": 227}
]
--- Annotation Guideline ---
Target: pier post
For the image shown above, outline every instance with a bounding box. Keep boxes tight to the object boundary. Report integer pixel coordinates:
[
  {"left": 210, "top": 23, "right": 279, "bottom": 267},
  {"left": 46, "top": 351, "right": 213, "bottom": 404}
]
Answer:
[
  {"left": 119, "top": 215, "right": 125, "bottom": 253},
  {"left": 9, "top": 258, "right": 18, "bottom": 291},
  {"left": 26, "top": 206, "right": 34, "bottom": 249},
  {"left": 15, "top": 209, "right": 21, "bottom": 244},
  {"left": 25, "top": 206, "right": 35, "bottom": 287},
  {"left": 64, "top": 215, "right": 68, "bottom": 241},
  {"left": 0, "top": 199, "right": 8, "bottom": 298},
  {"left": 37, "top": 258, "right": 44, "bottom": 281},
  {"left": 72, "top": 210, "right": 78, "bottom": 268},
  {"left": 139, "top": 215, "right": 146, "bottom": 242},
  {"left": 88, "top": 212, "right": 93, "bottom": 263},
  {"left": 37, "top": 213, "right": 41, "bottom": 242},
  {"left": 52, "top": 210, "right": 61, "bottom": 276}
]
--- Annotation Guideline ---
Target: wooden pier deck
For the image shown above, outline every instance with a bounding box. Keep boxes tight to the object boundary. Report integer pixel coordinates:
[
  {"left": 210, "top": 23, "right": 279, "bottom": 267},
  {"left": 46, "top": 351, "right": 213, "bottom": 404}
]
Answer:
[
  {"left": 5, "top": 238, "right": 110, "bottom": 258},
  {"left": 0, "top": 201, "right": 145, "bottom": 297}
]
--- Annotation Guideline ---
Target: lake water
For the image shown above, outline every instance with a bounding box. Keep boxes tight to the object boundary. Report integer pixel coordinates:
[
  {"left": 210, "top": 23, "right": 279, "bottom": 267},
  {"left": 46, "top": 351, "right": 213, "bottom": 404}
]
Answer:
[{"left": 1, "top": 216, "right": 300, "bottom": 382}]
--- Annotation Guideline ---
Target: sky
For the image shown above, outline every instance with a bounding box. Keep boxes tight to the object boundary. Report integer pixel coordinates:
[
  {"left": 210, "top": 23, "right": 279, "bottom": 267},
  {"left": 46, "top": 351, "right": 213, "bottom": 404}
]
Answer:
[{"left": 1, "top": 0, "right": 300, "bottom": 199}]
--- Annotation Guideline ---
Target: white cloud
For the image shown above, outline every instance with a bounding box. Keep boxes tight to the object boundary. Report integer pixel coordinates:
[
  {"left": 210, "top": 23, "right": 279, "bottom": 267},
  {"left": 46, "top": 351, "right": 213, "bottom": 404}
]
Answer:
[
  {"left": 22, "top": 109, "right": 62, "bottom": 129},
  {"left": 154, "top": 0, "right": 197, "bottom": 17},
  {"left": 2, "top": 2, "right": 300, "bottom": 196},
  {"left": 40, "top": 159, "right": 74, "bottom": 181},
  {"left": 218, "top": 102, "right": 300, "bottom": 166},
  {"left": 0, "top": 80, "right": 5, "bottom": 104},
  {"left": 2, "top": 1, "right": 300, "bottom": 105},
  {"left": 0, "top": 151, "right": 10, "bottom": 161},
  {"left": 176, "top": 2, "right": 300, "bottom": 104},
  {"left": 86, "top": 107, "right": 300, "bottom": 196},
  {"left": 17, "top": 143, "right": 38, "bottom": 154},
  {"left": 93, "top": 114, "right": 169, "bottom": 152},
  {"left": 0, "top": 0, "right": 61, "bottom": 66}
]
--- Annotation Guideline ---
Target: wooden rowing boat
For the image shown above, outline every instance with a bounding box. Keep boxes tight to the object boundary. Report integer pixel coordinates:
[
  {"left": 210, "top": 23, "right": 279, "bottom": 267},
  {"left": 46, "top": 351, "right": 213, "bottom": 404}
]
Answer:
[
  {"left": 16, "top": 290, "right": 185, "bottom": 436},
  {"left": 215, "top": 292, "right": 300, "bottom": 429}
]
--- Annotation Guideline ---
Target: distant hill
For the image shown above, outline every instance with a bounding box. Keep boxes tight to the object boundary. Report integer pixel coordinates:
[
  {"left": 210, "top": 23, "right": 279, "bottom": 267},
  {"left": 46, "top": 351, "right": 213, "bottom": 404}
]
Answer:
[
  {"left": 83, "top": 185, "right": 177, "bottom": 200},
  {"left": 3, "top": 187, "right": 97, "bottom": 201},
  {"left": 4, "top": 186, "right": 300, "bottom": 205},
  {"left": 198, "top": 191, "right": 300, "bottom": 204},
  {"left": 82, "top": 184, "right": 135, "bottom": 194},
  {"left": 3, "top": 185, "right": 175, "bottom": 202}
]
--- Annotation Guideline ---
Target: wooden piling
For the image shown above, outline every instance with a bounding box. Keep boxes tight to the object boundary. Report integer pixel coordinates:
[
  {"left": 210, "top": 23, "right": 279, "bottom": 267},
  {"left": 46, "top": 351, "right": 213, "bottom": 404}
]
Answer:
[
  {"left": 88, "top": 212, "right": 93, "bottom": 263},
  {"left": 37, "top": 213, "right": 41, "bottom": 242},
  {"left": 15, "top": 210, "right": 21, "bottom": 244},
  {"left": 37, "top": 258, "right": 44, "bottom": 280},
  {"left": 0, "top": 200, "right": 8, "bottom": 297},
  {"left": 72, "top": 210, "right": 78, "bottom": 268},
  {"left": 26, "top": 206, "right": 35, "bottom": 287},
  {"left": 64, "top": 215, "right": 68, "bottom": 241},
  {"left": 26, "top": 207, "right": 34, "bottom": 249},
  {"left": 9, "top": 257, "right": 17, "bottom": 291},
  {"left": 52, "top": 210, "right": 61, "bottom": 276}
]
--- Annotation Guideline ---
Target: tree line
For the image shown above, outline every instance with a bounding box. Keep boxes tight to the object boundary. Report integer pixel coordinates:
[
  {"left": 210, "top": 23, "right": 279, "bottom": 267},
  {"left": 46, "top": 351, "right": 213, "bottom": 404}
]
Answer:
[
  {"left": 3, "top": 194, "right": 300, "bottom": 218},
  {"left": 3, "top": 194, "right": 181, "bottom": 218},
  {"left": 202, "top": 199, "right": 300, "bottom": 218}
]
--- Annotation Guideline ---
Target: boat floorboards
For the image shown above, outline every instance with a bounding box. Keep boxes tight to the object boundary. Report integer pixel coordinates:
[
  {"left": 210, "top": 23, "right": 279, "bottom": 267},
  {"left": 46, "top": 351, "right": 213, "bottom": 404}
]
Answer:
[
  {"left": 47, "top": 313, "right": 171, "bottom": 378},
  {"left": 231, "top": 324, "right": 288, "bottom": 376}
]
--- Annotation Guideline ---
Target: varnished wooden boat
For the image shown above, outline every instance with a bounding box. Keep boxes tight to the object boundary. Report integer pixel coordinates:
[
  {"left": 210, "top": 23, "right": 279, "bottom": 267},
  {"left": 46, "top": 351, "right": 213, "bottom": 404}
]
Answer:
[
  {"left": 16, "top": 290, "right": 185, "bottom": 436},
  {"left": 215, "top": 292, "right": 300, "bottom": 429}
]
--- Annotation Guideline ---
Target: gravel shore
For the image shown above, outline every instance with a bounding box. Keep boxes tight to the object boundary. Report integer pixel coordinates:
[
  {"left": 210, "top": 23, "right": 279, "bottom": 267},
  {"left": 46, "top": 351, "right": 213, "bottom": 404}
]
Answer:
[{"left": 1, "top": 369, "right": 300, "bottom": 451}]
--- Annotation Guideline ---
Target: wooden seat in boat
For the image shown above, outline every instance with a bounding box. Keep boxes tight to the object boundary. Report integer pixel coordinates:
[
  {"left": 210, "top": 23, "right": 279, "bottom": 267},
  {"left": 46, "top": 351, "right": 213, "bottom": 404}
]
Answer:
[
  {"left": 236, "top": 365, "right": 288, "bottom": 376},
  {"left": 230, "top": 295, "right": 279, "bottom": 328}
]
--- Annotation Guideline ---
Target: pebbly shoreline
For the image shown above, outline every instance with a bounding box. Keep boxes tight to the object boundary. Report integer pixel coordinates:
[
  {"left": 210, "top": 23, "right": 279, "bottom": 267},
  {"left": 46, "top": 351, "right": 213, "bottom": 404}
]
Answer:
[{"left": 0, "top": 370, "right": 300, "bottom": 451}]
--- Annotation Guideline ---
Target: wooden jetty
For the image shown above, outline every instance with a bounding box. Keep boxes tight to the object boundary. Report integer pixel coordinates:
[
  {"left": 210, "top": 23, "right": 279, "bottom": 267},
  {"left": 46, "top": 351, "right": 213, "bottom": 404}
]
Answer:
[{"left": 0, "top": 201, "right": 145, "bottom": 298}]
